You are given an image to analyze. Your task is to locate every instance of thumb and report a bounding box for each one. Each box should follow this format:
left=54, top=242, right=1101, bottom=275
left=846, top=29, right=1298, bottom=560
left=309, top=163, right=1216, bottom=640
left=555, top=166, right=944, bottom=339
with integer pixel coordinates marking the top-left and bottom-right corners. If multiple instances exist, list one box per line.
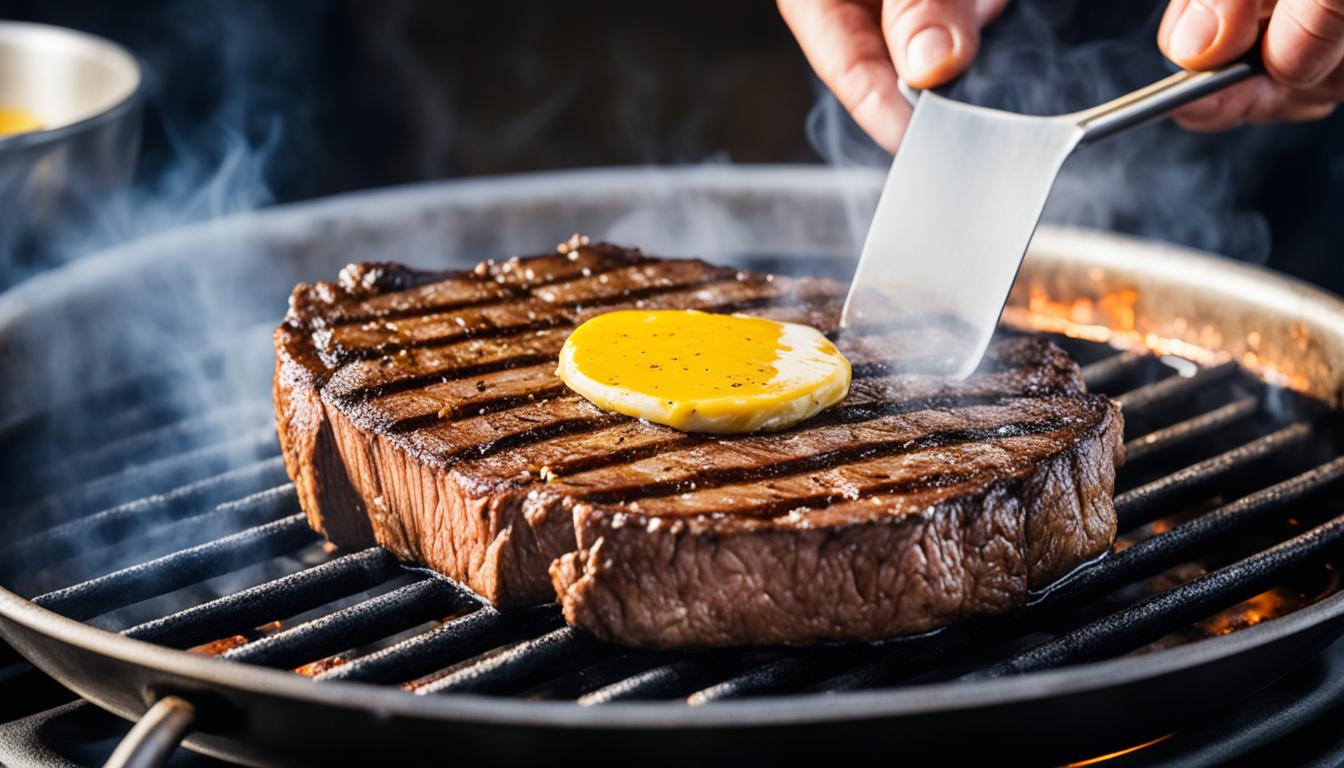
left=1157, top=0, right=1262, bottom=70
left=883, top=0, right=985, bottom=89
left=1264, top=0, right=1344, bottom=87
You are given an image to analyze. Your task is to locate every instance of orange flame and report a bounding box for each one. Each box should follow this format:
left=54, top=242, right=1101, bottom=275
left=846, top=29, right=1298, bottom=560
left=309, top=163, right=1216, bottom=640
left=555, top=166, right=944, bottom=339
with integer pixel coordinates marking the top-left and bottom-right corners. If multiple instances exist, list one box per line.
left=187, top=620, right=283, bottom=656
left=1004, top=286, right=1313, bottom=391
left=1198, top=587, right=1319, bottom=638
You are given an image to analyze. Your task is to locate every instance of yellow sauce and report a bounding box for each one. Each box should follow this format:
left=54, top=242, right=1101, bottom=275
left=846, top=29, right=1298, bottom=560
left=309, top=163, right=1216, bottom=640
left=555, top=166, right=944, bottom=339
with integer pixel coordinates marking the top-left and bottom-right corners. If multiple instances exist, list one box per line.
left=557, top=309, right=851, bottom=433
left=0, top=108, right=44, bottom=136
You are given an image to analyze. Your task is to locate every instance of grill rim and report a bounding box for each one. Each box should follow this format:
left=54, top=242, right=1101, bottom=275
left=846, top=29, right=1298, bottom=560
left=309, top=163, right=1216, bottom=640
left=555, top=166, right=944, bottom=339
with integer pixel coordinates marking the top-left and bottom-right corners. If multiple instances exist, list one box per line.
left=4, top=586, right=1343, bottom=728
left=2, top=166, right=1343, bottom=737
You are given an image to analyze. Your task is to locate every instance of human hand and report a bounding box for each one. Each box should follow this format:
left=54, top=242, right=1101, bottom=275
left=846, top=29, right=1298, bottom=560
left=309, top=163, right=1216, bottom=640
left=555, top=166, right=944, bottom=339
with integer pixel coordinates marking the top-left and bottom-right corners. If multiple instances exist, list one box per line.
left=1157, top=0, right=1342, bottom=129
left=778, top=0, right=1010, bottom=152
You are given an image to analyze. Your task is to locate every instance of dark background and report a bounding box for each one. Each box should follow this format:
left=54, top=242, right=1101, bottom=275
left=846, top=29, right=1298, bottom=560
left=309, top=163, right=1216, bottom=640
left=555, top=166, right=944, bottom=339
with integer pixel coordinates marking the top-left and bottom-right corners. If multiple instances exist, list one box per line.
left=2, top=0, right=1341, bottom=291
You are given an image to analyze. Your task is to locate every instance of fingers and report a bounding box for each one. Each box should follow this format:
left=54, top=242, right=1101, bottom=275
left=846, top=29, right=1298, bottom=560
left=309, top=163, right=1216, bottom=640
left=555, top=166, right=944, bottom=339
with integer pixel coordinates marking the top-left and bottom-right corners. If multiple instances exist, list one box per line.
left=882, top=0, right=985, bottom=89
left=1264, top=0, right=1344, bottom=86
left=1171, top=76, right=1281, bottom=129
left=1157, top=0, right=1344, bottom=129
left=779, top=0, right=912, bottom=151
left=779, top=0, right=1011, bottom=150
left=1170, top=63, right=1342, bottom=129
left=975, top=0, right=1012, bottom=25
left=1158, top=0, right=1264, bottom=69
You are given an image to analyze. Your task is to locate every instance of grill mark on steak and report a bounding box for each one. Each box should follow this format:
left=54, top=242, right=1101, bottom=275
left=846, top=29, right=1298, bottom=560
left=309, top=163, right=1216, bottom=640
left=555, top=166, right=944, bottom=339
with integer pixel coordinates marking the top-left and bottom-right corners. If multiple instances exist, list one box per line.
left=333, top=307, right=1092, bottom=480
left=372, top=347, right=1028, bottom=437
left=331, top=250, right=650, bottom=326
left=444, top=414, right=628, bottom=461
left=351, top=353, right=558, bottom=401
left=621, top=427, right=1087, bottom=519
left=329, top=259, right=740, bottom=354
left=333, top=286, right=531, bottom=327
left=466, top=393, right=1024, bottom=478
left=575, top=416, right=1076, bottom=506
left=334, top=289, right=839, bottom=404
left=331, top=273, right=756, bottom=361
left=333, top=316, right=573, bottom=363
left=445, top=357, right=1090, bottom=486
left=387, top=383, right=574, bottom=432
left=326, top=276, right=770, bottom=397
left=274, top=244, right=1124, bottom=645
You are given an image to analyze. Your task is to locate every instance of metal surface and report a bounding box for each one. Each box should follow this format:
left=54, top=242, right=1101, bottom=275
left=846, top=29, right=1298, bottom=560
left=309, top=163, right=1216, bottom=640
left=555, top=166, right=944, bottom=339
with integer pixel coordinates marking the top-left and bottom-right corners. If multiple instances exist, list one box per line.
left=0, top=167, right=1341, bottom=766
left=102, top=697, right=194, bottom=768
left=0, top=21, right=143, bottom=286
left=844, top=59, right=1260, bottom=378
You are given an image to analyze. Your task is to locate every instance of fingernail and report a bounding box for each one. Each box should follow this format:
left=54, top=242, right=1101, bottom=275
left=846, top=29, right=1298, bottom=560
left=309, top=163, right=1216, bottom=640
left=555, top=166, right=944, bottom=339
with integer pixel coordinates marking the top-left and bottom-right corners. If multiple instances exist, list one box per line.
left=1169, top=1, right=1220, bottom=63
left=906, top=26, right=953, bottom=84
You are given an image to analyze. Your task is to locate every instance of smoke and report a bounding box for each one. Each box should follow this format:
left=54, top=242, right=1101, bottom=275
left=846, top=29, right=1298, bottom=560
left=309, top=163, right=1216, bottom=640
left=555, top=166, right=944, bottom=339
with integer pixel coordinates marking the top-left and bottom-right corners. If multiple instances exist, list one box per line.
left=805, top=0, right=1273, bottom=264
left=0, top=2, right=319, bottom=607
left=0, top=1, right=314, bottom=289
left=362, top=0, right=459, bottom=179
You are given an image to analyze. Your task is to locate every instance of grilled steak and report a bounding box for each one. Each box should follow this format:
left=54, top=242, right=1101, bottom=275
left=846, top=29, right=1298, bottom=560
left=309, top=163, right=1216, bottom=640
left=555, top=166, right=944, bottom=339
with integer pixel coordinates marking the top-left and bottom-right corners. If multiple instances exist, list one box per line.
left=274, top=240, right=1124, bottom=647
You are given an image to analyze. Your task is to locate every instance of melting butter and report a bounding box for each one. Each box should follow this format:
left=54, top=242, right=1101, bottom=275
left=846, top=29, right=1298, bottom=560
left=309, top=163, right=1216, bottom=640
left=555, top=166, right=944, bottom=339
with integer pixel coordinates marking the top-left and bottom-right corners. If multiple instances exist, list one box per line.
left=557, top=309, right=851, bottom=433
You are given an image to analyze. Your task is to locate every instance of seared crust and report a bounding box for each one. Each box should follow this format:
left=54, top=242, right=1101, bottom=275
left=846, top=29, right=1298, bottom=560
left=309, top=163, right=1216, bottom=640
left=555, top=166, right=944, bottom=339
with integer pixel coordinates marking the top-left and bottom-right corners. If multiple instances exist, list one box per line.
left=274, top=242, right=1124, bottom=646
left=550, top=399, right=1122, bottom=647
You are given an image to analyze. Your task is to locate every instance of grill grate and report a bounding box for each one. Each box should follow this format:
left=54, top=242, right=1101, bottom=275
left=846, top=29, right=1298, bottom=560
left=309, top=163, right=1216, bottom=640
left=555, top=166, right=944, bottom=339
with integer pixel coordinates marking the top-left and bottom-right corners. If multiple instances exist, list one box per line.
left=2, top=333, right=1342, bottom=708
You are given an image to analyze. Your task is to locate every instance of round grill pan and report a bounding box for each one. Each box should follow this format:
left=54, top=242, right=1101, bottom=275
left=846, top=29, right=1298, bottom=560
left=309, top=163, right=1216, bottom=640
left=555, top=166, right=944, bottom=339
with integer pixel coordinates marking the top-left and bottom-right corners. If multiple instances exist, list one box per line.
left=1, top=167, right=1342, bottom=766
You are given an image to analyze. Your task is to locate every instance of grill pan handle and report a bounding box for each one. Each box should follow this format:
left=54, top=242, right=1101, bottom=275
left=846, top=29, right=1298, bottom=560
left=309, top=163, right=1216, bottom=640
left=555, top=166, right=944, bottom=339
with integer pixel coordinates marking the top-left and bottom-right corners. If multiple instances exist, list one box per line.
left=103, top=696, right=196, bottom=768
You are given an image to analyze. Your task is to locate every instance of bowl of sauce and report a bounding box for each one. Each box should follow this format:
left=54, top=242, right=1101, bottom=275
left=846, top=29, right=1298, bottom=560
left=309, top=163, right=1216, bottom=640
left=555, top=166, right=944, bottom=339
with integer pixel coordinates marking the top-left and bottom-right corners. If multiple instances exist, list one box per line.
left=0, top=22, right=142, bottom=286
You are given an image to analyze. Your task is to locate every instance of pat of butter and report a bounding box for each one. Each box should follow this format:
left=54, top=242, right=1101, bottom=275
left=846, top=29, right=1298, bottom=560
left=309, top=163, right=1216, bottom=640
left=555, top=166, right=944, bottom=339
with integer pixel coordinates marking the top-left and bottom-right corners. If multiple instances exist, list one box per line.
left=557, top=309, right=851, bottom=433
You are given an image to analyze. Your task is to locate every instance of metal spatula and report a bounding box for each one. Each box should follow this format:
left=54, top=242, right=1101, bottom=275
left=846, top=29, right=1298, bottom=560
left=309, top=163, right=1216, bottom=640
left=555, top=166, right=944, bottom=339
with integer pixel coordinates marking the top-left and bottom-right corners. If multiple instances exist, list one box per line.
left=843, top=60, right=1260, bottom=378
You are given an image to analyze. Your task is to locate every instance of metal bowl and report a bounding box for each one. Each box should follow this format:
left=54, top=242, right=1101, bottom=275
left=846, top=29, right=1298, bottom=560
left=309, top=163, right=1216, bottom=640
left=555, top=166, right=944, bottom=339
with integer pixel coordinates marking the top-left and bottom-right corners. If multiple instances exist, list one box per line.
left=0, top=21, right=142, bottom=286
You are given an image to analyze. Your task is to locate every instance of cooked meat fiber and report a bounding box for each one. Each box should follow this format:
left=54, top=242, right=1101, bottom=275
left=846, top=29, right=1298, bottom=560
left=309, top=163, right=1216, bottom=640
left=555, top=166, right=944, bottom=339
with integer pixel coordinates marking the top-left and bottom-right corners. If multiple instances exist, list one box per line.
left=273, top=241, right=1124, bottom=648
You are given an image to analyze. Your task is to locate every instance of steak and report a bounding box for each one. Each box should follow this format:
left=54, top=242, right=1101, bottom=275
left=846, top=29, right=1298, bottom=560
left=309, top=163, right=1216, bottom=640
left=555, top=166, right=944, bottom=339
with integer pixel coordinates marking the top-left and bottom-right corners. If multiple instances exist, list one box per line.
left=274, top=239, right=1124, bottom=648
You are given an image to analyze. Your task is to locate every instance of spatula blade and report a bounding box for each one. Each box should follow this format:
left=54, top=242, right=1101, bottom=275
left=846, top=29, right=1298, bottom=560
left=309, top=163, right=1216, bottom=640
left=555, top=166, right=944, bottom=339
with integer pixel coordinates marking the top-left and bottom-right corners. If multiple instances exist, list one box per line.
left=842, top=91, right=1084, bottom=378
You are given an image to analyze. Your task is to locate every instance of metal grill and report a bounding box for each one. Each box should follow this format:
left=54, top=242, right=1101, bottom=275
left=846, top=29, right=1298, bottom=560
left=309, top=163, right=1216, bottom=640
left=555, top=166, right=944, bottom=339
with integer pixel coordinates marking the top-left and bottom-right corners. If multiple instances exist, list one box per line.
left=1, top=333, right=1342, bottom=708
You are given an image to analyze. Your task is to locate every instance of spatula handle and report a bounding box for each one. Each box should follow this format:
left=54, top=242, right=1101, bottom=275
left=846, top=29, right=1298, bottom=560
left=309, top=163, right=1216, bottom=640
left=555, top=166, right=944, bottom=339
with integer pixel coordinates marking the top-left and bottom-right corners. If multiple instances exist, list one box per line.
left=1073, top=57, right=1262, bottom=143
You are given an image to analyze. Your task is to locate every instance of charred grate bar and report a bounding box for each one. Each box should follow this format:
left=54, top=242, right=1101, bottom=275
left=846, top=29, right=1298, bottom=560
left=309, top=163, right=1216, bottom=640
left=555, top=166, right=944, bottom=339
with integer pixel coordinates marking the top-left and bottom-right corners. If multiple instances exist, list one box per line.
left=2, top=341, right=1342, bottom=708
left=8, top=399, right=274, bottom=498
left=0, top=458, right=292, bottom=586
left=1113, top=423, right=1312, bottom=531
left=223, top=576, right=477, bottom=669
left=1080, top=350, right=1147, bottom=390
left=1, top=427, right=279, bottom=523
left=1114, top=360, right=1240, bottom=412
left=976, top=514, right=1344, bottom=677
left=317, top=604, right=562, bottom=684
left=412, top=626, right=604, bottom=696
left=4, top=454, right=289, bottom=547
left=1124, top=395, right=1260, bottom=463
left=34, top=504, right=311, bottom=620
left=123, top=548, right=400, bottom=648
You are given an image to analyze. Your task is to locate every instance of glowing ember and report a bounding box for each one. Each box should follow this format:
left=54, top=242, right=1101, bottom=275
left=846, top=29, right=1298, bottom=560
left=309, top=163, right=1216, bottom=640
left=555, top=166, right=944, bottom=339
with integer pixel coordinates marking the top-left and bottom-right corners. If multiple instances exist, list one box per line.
left=295, top=656, right=348, bottom=676
left=189, top=635, right=249, bottom=656
left=1063, top=734, right=1173, bottom=766
left=1198, top=589, right=1298, bottom=637
left=1003, top=285, right=1315, bottom=392
left=188, top=620, right=283, bottom=656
